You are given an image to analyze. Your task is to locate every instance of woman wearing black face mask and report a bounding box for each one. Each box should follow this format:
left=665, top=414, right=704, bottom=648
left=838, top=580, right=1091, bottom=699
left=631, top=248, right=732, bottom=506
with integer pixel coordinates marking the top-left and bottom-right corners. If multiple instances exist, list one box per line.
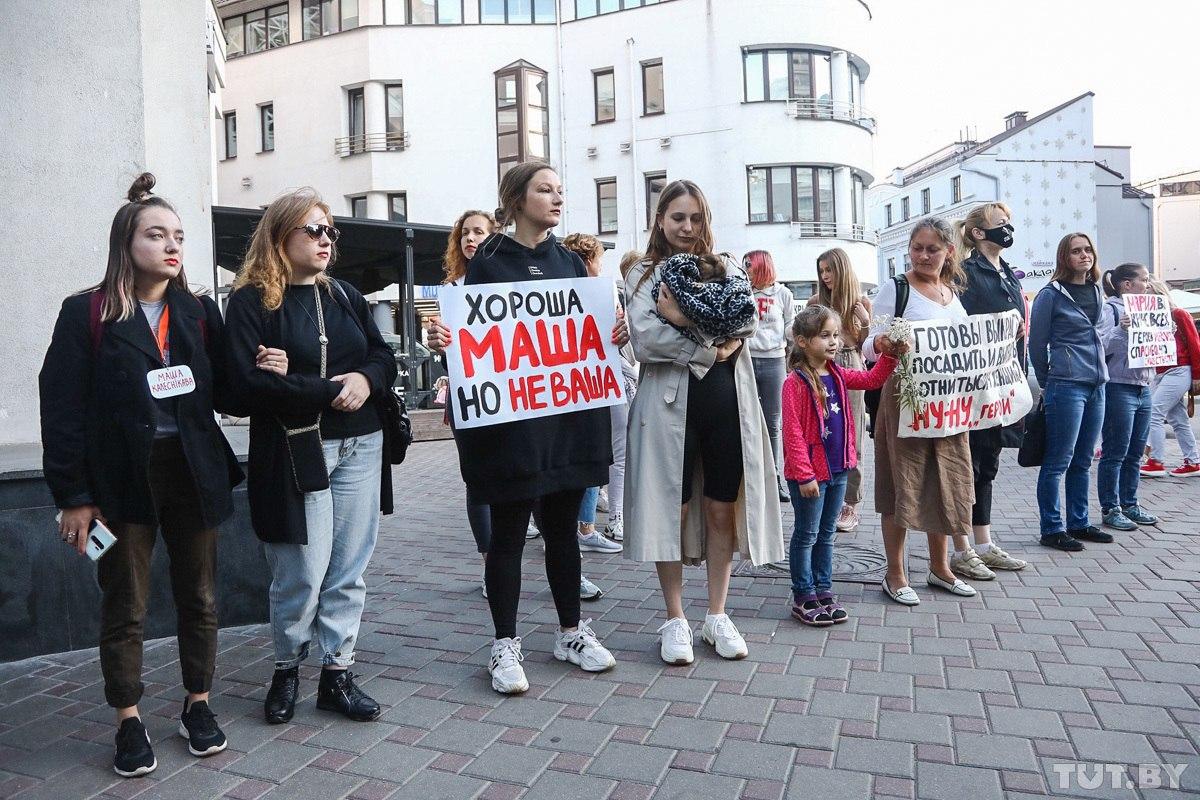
left=953, top=202, right=1029, bottom=579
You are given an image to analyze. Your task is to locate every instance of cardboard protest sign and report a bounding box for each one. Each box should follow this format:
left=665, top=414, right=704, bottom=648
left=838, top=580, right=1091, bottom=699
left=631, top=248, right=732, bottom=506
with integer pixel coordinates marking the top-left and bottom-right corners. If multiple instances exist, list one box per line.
left=440, top=277, right=624, bottom=428
left=1125, top=293, right=1176, bottom=369
left=898, top=309, right=1033, bottom=439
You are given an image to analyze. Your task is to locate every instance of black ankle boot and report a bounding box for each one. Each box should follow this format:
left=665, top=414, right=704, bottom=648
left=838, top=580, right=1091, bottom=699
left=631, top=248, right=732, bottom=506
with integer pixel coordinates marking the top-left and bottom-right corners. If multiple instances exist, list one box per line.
left=316, top=669, right=381, bottom=722
left=264, top=667, right=299, bottom=725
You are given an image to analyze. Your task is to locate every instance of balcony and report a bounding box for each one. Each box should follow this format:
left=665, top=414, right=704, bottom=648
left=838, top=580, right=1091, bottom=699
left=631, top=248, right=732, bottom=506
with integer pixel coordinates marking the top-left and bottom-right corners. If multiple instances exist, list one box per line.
left=789, top=221, right=872, bottom=242
left=335, top=131, right=411, bottom=157
left=785, top=98, right=875, bottom=132
left=205, top=17, right=226, bottom=91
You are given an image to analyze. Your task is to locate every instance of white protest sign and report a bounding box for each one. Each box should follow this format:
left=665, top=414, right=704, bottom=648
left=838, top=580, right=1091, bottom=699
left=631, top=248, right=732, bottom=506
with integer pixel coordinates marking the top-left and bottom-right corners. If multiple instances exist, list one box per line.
left=897, top=309, right=1033, bottom=439
left=440, top=277, right=624, bottom=428
left=146, top=365, right=196, bottom=399
left=1125, top=293, right=1176, bottom=369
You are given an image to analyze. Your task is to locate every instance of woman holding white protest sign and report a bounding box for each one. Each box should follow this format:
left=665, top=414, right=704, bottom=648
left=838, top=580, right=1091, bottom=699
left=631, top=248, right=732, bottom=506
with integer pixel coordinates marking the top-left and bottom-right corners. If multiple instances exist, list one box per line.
left=953, top=203, right=1029, bottom=577
left=432, top=163, right=626, bottom=694
left=624, top=179, right=784, bottom=664
left=1142, top=281, right=1200, bottom=478
left=1028, top=233, right=1109, bottom=551
left=865, top=217, right=977, bottom=606
left=1096, top=263, right=1159, bottom=531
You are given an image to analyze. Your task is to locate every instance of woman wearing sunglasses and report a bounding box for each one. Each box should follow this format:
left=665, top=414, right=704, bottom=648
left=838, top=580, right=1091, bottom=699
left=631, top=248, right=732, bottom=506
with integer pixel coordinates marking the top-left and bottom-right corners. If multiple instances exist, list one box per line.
left=224, top=189, right=397, bottom=725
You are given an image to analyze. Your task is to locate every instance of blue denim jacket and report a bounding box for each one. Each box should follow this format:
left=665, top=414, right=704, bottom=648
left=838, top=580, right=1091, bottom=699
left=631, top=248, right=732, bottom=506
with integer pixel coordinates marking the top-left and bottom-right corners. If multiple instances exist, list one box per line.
left=1028, top=281, right=1108, bottom=387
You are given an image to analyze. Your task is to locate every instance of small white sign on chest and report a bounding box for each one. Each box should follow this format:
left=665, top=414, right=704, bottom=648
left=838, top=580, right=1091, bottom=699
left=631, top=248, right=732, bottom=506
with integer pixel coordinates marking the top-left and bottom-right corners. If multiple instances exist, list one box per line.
left=146, top=365, right=196, bottom=399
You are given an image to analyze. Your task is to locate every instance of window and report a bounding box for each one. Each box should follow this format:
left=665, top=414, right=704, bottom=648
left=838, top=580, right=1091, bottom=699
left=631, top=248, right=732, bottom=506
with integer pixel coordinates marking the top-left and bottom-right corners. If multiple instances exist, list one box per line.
left=885, top=203, right=892, bottom=227
left=901, top=196, right=910, bottom=221
left=481, top=0, right=555, bottom=22
left=224, top=4, right=288, bottom=56
left=576, top=0, right=661, bottom=17
left=495, top=61, right=550, bottom=181
left=951, top=175, right=962, bottom=204
left=746, top=166, right=835, bottom=227
left=644, top=171, right=666, bottom=228
left=594, top=68, right=615, bottom=123
left=385, top=83, right=404, bottom=148
left=350, top=196, right=368, bottom=218
left=223, top=112, right=237, bottom=159
left=260, top=104, right=274, bottom=152
left=596, top=178, right=617, bottom=233
left=921, top=188, right=930, bottom=214
left=347, top=88, right=365, bottom=153
left=743, top=48, right=832, bottom=106
left=852, top=175, right=865, bottom=226
left=407, top=0, right=464, bottom=23
left=388, top=193, right=408, bottom=222
left=302, top=0, right=356, bottom=38
left=887, top=258, right=896, bottom=278
left=641, top=59, right=663, bottom=115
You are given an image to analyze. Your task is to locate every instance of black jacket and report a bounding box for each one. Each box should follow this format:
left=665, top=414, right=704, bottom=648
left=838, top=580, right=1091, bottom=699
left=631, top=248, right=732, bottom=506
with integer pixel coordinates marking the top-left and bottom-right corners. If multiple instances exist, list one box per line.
left=39, top=285, right=243, bottom=528
left=223, top=279, right=397, bottom=545
left=452, top=233, right=612, bottom=504
left=959, top=251, right=1028, bottom=373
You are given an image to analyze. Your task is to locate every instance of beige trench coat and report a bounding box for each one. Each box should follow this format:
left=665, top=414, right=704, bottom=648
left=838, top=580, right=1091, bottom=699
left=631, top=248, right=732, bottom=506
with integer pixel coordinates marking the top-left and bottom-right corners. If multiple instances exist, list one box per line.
left=621, top=259, right=785, bottom=566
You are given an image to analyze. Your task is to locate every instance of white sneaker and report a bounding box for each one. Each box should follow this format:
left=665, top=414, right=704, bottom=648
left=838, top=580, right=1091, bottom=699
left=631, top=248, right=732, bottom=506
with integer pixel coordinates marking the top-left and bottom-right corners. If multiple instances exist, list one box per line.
left=578, top=530, right=622, bottom=553
left=657, top=617, right=694, bottom=665
left=596, top=487, right=609, bottom=513
left=701, top=613, right=748, bottom=660
left=554, top=620, right=616, bottom=672
left=481, top=567, right=488, bottom=598
left=603, top=517, right=624, bottom=542
left=488, top=638, right=529, bottom=694
left=579, top=575, right=603, bottom=600
left=526, top=521, right=541, bottom=539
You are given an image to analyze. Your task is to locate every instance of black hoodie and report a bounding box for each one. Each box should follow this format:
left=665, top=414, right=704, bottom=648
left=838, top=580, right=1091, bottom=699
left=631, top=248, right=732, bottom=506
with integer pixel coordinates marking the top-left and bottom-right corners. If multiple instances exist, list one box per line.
left=452, top=232, right=613, bottom=504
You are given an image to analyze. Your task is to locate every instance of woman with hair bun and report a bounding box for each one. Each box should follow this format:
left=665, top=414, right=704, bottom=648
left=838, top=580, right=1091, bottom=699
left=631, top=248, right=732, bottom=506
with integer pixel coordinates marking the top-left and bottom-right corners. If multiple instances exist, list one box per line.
left=744, top=249, right=795, bottom=502
left=40, top=173, right=277, bottom=776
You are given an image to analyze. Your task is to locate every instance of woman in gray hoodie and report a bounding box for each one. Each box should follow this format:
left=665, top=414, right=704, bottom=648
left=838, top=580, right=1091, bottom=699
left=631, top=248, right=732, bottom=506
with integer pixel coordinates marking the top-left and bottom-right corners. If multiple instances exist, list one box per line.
left=745, top=250, right=795, bottom=502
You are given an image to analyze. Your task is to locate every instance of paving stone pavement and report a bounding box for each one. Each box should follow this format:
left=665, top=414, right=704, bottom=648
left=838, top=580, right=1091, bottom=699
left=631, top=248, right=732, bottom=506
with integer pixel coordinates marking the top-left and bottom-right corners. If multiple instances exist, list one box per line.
left=2, top=432, right=1198, bottom=800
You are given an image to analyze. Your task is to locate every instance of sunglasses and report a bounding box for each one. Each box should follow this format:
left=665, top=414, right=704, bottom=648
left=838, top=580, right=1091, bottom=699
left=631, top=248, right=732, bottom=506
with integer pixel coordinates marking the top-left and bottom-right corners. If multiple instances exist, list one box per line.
left=294, top=223, right=341, bottom=242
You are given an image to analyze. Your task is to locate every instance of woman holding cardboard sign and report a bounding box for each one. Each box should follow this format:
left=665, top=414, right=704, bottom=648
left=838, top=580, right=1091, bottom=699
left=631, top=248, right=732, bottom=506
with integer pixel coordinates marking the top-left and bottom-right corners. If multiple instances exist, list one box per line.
left=1142, top=280, right=1200, bottom=478
left=39, top=173, right=275, bottom=777
left=624, top=179, right=784, bottom=665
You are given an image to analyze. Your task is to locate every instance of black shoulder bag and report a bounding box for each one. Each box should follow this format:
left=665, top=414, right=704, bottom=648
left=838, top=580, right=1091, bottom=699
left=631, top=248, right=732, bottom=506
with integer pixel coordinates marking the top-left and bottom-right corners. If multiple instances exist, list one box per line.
left=278, top=284, right=331, bottom=493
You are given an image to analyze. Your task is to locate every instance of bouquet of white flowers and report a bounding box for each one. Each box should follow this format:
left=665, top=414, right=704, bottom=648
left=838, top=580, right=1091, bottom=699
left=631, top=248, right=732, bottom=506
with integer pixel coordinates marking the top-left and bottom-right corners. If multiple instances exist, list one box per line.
left=873, top=315, right=923, bottom=418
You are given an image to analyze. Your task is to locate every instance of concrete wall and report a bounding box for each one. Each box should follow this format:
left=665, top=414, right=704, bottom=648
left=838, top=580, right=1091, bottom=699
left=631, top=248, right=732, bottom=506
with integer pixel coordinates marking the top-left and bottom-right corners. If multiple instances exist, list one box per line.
left=1154, top=196, right=1200, bottom=282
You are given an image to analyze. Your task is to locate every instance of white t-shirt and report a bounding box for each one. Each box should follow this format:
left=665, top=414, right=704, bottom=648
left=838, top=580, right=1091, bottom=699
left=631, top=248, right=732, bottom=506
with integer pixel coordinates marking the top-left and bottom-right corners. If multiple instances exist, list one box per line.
left=863, top=277, right=967, bottom=362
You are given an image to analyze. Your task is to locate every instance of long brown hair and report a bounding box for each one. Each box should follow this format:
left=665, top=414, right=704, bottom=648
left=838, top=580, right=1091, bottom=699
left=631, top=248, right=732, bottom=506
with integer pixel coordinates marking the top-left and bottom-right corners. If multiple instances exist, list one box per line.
left=640, top=179, right=714, bottom=290
left=788, top=305, right=840, bottom=413
left=233, top=187, right=335, bottom=311
left=1051, top=232, right=1101, bottom=285
left=815, top=247, right=863, bottom=338
left=91, top=173, right=192, bottom=322
left=495, top=161, right=556, bottom=227
left=909, top=216, right=965, bottom=292
left=442, top=209, right=496, bottom=284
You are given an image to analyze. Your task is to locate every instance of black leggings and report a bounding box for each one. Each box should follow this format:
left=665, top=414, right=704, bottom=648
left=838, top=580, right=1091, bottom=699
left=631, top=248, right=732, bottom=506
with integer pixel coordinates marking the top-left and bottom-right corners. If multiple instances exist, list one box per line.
left=466, top=485, right=492, bottom=554
left=968, top=427, right=1003, bottom=526
left=486, top=488, right=584, bottom=639
left=682, top=358, right=744, bottom=504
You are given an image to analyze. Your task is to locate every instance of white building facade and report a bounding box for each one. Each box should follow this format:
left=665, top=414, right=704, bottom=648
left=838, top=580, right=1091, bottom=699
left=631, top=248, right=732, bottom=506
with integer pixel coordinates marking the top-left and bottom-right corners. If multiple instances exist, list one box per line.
left=213, top=0, right=878, bottom=304
left=868, top=93, right=1153, bottom=294
left=1137, top=170, right=1200, bottom=287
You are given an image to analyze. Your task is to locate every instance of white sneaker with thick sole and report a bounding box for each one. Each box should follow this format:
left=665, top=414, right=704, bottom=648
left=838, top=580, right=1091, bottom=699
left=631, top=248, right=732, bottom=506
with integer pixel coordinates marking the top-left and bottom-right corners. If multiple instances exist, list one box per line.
left=658, top=617, right=694, bottom=665
left=579, top=575, right=603, bottom=600
left=488, top=637, right=529, bottom=694
left=596, top=487, right=609, bottom=513
left=603, top=517, right=624, bottom=542
left=701, top=614, right=748, bottom=659
left=554, top=620, right=616, bottom=672
left=578, top=530, right=623, bottom=553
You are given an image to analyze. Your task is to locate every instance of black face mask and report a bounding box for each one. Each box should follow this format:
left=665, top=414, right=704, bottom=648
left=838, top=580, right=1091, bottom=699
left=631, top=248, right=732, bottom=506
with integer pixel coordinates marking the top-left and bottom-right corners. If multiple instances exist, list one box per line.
left=982, top=223, right=1014, bottom=248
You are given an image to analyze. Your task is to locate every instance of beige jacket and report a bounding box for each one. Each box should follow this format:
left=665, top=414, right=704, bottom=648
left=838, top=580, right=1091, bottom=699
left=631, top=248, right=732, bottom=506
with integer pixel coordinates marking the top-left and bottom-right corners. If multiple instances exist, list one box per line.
left=621, top=259, right=785, bottom=566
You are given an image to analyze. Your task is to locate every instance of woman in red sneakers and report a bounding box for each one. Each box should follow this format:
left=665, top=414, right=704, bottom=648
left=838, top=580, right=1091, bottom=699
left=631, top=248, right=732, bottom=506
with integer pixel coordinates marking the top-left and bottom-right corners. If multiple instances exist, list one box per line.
left=1142, top=281, right=1200, bottom=478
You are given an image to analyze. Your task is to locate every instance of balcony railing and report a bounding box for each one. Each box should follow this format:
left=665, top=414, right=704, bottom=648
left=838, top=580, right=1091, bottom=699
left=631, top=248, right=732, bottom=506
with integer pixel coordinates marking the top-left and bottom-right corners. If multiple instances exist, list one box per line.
left=784, top=98, right=876, bottom=132
left=335, top=131, right=411, bottom=157
left=789, top=221, right=871, bottom=242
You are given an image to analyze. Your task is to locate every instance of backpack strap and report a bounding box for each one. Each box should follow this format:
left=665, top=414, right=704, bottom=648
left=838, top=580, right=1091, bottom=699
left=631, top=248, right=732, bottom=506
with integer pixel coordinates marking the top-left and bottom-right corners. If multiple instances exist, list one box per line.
left=892, top=274, right=910, bottom=318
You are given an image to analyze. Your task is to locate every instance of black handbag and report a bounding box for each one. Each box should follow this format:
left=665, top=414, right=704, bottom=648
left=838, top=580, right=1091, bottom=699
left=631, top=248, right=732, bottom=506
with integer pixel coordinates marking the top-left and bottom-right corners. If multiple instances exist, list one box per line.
left=277, top=284, right=331, bottom=493
left=1017, top=398, right=1046, bottom=467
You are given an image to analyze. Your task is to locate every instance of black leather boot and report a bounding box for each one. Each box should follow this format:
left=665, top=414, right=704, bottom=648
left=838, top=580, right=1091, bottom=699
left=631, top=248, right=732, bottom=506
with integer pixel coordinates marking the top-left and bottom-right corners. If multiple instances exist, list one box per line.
left=264, top=667, right=299, bottom=725
left=316, top=669, right=381, bottom=722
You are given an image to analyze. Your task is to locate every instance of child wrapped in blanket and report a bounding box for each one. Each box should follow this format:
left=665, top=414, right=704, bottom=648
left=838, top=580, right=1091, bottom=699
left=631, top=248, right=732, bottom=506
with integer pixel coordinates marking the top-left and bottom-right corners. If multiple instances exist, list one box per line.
left=651, top=252, right=757, bottom=342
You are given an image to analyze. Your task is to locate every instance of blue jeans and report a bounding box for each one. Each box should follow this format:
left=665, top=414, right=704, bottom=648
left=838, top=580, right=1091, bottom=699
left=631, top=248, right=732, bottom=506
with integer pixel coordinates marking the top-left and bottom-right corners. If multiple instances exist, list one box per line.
left=578, top=486, right=600, bottom=525
left=787, top=472, right=848, bottom=597
left=1037, top=380, right=1104, bottom=535
left=1098, top=383, right=1152, bottom=511
left=265, top=431, right=383, bottom=668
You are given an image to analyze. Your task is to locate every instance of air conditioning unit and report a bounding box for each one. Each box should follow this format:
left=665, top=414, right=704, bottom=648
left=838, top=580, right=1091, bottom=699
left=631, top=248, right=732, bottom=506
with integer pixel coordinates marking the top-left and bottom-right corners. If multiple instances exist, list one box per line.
left=618, top=141, right=632, bottom=153
left=659, top=137, right=672, bottom=148
left=585, top=146, right=598, bottom=158
left=241, top=176, right=253, bottom=189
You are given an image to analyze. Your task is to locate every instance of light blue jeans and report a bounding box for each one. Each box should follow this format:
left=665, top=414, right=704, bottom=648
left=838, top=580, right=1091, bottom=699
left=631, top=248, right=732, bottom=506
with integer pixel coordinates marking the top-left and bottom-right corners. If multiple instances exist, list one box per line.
left=578, top=486, right=600, bottom=525
left=1148, top=367, right=1199, bottom=463
left=787, top=472, right=849, bottom=597
left=265, top=431, right=383, bottom=668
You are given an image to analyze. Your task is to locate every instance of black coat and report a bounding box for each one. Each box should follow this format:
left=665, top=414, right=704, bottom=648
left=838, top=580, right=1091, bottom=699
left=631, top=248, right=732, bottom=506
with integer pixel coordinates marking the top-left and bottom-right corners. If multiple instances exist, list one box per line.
left=223, top=279, right=397, bottom=545
left=39, top=285, right=244, bottom=528
left=959, top=251, right=1028, bottom=372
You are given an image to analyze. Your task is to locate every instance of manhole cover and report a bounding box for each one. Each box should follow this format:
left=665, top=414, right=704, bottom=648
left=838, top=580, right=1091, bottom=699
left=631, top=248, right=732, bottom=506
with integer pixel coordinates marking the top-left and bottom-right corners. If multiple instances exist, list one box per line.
left=731, top=542, right=889, bottom=583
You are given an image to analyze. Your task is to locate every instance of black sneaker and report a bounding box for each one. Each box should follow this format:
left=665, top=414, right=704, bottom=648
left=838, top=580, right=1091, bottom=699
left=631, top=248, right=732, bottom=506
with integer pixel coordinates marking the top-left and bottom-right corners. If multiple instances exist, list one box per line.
left=1069, top=525, right=1114, bottom=544
left=179, top=699, right=228, bottom=757
left=316, top=669, right=381, bottom=722
left=1040, top=532, right=1084, bottom=552
left=113, top=717, right=157, bottom=778
left=265, top=667, right=299, bottom=725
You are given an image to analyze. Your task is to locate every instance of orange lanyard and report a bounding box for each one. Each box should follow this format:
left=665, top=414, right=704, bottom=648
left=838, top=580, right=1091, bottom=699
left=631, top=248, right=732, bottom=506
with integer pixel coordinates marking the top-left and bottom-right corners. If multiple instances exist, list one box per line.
left=154, top=305, right=170, bottom=362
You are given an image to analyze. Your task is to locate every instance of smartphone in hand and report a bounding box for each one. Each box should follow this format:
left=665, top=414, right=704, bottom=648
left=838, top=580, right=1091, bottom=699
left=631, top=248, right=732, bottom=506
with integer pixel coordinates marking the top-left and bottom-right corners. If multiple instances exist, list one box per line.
left=54, top=512, right=118, bottom=561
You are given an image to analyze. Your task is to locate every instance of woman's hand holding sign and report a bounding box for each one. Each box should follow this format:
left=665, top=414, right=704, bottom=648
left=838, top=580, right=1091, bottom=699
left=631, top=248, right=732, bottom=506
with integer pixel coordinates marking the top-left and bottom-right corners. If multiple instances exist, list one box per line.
left=612, top=307, right=629, bottom=346
left=427, top=319, right=452, bottom=353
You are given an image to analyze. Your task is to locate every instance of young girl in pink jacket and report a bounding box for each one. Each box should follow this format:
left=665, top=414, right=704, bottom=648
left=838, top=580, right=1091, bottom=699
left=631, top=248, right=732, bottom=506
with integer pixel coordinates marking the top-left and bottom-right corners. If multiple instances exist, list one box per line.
left=782, top=305, right=901, bottom=625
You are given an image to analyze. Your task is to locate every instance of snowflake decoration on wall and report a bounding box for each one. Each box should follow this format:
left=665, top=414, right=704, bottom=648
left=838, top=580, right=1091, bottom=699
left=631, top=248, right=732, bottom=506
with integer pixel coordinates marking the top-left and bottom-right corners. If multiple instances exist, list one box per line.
left=1073, top=210, right=1083, bottom=220
left=1022, top=173, right=1032, bottom=184
left=1054, top=139, right=1065, bottom=149
left=1042, top=215, right=1051, bottom=226
left=1041, top=179, right=1050, bottom=189
left=1065, top=130, right=1077, bottom=140
left=1025, top=248, right=1035, bottom=260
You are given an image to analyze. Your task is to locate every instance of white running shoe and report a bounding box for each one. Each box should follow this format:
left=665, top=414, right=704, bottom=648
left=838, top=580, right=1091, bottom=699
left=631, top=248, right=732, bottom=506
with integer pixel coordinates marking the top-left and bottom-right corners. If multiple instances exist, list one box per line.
left=603, top=517, right=624, bottom=542
left=657, top=617, right=694, bottom=665
left=488, top=638, right=529, bottom=694
left=596, top=487, right=609, bottom=513
left=580, top=575, right=603, bottom=600
left=578, top=530, right=623, bottom=553
left=701, top=613, right=748, bottom=660
left=554, top=620, right=616, bottom=672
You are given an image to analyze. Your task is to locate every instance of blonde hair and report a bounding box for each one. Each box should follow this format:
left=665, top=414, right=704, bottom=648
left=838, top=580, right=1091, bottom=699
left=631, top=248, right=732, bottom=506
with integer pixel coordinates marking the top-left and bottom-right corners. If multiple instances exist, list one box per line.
left=443, top=209, right=496, bottom=285
left=788, top=305, right=840, bottom=413
left=956, top=202, right=1012, bottom=253
left=909, top=216, right=965, bottom=292
left=1149, top=277, right=1175, bottom=310
left=234, top=188, right=334, bottom=311
left=815, top=248, right=864, bottom=339
left=618, top=249, right=643, bottom=278
left=561, top=232, right=605, bottom=267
